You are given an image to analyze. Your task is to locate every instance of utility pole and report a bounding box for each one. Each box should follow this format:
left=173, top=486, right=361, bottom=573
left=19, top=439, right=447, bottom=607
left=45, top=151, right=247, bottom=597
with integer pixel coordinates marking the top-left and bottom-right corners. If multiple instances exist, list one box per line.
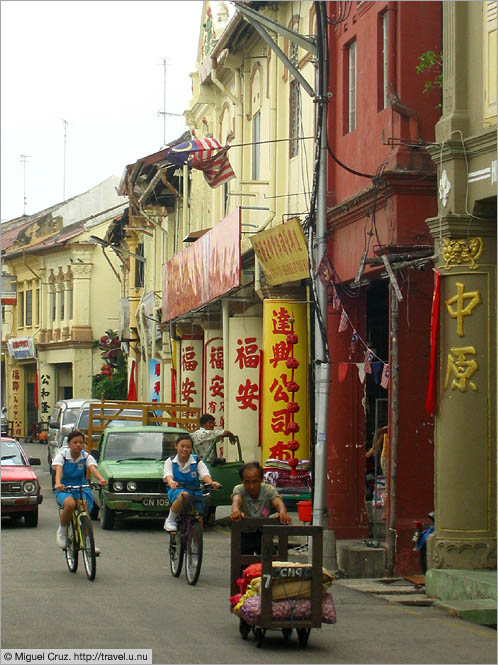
left=157, top=56, right=183, bottom=147
left=20, top=154, right=31, bottom=216
left=62, top=118, right=68, bottom=201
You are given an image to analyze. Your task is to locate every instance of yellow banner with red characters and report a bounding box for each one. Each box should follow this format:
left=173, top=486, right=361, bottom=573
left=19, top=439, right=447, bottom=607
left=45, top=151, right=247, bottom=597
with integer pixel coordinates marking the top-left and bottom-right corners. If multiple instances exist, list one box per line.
left=261, top=300, right=309, bottom=466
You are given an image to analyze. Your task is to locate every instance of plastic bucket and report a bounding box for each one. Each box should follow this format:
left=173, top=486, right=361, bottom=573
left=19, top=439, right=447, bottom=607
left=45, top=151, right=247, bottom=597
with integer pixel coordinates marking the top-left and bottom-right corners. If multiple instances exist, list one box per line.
left=297, top=499, right=312, bottom=522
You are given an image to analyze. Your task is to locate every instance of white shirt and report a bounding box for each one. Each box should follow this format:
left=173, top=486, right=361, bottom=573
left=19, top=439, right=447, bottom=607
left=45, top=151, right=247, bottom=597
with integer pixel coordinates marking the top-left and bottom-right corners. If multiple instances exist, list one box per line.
left=163, top=453, right=210, bottom=481
left=191, top=426, right=224, bottom=457
left=52, top=448, right=97, bottom=468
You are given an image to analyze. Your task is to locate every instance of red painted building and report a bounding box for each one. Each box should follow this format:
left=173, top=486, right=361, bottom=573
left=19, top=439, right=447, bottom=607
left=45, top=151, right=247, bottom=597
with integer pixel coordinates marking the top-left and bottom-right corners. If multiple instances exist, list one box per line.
left=324, top=1, right=442, bottom=573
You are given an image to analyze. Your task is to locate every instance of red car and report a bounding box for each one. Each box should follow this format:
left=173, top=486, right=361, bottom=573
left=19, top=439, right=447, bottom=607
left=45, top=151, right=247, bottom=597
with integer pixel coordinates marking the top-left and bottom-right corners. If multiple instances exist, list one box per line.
left=1, top=437, right=43, bottom=527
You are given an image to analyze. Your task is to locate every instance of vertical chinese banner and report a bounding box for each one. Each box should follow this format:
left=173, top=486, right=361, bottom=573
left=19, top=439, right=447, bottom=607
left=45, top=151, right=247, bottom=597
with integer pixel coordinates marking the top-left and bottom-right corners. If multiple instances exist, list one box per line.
left=261, top=300, right=309, bottom=469
left=179, top=338, right=203, bottom=409
left=149, top=359, right=161, bottom=405
left=9, top=366, right=25, bottom=437
left=203, top=332, right=225, bottom=427
left=228, top=318, right=262, bottom=461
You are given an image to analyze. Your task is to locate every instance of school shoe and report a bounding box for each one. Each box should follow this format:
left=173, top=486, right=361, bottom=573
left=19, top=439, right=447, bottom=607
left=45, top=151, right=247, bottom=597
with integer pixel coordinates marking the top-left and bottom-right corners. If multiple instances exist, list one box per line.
left=164, top=515, right=177, bottom=532
left=94, top=546, right=101, bottom=556
left=56, top=526, right=67, bottom=548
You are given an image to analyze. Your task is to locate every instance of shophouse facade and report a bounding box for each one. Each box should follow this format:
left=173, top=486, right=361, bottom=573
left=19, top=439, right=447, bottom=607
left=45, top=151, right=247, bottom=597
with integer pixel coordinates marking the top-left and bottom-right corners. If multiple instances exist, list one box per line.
left=425, top=1, right=497, bottom=577
left=115, top=1, right=318, bottom=469
left=1, top=177, right=123, bottom=438
left=324, top=1, right=442, bottom=574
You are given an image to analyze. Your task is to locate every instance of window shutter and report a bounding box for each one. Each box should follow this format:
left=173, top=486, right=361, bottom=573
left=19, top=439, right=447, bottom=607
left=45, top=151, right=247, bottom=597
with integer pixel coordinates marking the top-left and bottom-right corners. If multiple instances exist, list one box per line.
left=484, top=1, right=497, bottom=121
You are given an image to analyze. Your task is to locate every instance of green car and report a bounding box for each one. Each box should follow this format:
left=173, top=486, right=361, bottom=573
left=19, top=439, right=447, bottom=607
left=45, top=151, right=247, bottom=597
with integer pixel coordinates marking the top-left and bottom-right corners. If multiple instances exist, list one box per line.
left=91, top=427, right=244, bottom=529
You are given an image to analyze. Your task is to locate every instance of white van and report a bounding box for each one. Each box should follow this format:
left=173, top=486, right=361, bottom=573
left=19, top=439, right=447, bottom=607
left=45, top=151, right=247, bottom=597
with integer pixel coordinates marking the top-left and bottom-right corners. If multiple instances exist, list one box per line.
left=47, top=398, right=98, bottom=469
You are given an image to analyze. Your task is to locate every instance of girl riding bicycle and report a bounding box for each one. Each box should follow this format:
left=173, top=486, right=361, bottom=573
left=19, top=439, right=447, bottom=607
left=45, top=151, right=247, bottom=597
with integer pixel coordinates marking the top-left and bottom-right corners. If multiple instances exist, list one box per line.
left=52, top=429, right=107, bottom=548
left=163, top=433, right=220, bottom=532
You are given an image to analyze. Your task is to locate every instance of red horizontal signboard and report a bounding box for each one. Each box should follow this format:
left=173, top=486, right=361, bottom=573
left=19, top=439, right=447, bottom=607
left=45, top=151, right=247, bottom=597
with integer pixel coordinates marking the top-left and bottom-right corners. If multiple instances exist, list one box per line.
left=162, top=208, right=241, bottom=322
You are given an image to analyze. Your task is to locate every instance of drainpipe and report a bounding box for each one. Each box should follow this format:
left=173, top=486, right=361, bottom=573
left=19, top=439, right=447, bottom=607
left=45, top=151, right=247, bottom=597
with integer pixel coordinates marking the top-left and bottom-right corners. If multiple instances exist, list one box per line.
left=182, top=164, right=189, bottom=237
left=222, top=299, right=230, bottom=427
left=254, top=49, right=277, bottom=300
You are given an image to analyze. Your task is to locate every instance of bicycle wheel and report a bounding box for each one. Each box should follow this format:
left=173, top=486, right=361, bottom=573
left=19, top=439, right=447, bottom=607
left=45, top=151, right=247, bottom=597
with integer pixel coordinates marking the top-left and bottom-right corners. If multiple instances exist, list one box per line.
left=169, top=530, right=184, bottom=577
left=80, top=515, right=97, bottom=581
left=185, top=520, right=203, bottom=585
left=65, top=520, right=78, bottom=573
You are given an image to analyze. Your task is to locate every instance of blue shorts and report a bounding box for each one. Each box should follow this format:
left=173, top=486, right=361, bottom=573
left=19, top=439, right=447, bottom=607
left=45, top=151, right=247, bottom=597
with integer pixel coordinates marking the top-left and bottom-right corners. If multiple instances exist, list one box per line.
left=167, top=487, right=204, bottom=510
left=55, top=487, right=94, bottom=511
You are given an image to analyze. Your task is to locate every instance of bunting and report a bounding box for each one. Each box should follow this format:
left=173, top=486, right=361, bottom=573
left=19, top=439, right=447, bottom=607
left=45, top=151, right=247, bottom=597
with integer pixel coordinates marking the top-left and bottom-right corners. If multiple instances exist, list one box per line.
left=381, top=364, right=390, bottom=389
left=338, top=308, right=348, bottom=332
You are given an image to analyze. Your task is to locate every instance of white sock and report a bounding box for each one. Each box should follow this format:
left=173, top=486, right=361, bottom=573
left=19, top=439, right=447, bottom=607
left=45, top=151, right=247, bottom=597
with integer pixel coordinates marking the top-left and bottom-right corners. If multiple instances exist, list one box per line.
left=58, top=524, right=67, bottom=533
left=168, top=510, right=178, bottom=521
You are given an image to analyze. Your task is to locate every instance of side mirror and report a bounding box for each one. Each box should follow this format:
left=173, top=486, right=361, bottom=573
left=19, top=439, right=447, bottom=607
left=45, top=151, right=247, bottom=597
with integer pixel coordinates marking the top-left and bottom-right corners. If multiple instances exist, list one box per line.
left=90, top=449, right=100, bottom=461
left=28, top=457, right=41, bottom=466
left=49, top=422, right=60, bottom=430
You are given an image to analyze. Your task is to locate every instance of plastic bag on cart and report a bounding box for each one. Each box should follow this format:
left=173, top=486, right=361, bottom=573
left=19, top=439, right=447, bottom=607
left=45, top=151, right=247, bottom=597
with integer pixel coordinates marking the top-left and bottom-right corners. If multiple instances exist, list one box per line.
left=237, top=592, right=337, bottom=625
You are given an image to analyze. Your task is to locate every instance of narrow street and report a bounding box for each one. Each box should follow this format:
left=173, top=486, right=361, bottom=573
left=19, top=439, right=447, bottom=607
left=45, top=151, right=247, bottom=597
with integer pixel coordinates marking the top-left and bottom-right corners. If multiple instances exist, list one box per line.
left=1, top=442, right=496, bottom=664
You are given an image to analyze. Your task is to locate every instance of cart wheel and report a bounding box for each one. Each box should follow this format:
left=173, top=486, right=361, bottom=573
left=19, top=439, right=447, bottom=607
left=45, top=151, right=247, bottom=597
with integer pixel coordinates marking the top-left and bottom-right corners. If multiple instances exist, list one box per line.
left=297, top=628, right=310, bottom=648
left=239, top=618, right=251, bottom=640
left=255, top=628, right=265, bottom=648
left=282, top=628, right=292, bottom=640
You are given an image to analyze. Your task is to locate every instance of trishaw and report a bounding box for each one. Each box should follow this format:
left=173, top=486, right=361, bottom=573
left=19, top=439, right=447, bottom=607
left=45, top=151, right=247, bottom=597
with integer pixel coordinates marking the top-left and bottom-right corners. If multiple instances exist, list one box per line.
left=230, top=518, right=328, bottom=648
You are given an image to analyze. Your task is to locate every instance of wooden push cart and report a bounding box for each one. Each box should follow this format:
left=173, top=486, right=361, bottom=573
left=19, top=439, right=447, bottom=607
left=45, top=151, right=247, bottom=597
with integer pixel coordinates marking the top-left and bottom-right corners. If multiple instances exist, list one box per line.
left=230, top=518, right=324, bottom=648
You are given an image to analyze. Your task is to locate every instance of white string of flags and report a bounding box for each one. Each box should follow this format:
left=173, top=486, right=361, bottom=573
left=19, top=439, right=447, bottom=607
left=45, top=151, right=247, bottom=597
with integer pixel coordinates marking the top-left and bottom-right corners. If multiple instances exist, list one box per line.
left=325, top=272, right=390, bottom=388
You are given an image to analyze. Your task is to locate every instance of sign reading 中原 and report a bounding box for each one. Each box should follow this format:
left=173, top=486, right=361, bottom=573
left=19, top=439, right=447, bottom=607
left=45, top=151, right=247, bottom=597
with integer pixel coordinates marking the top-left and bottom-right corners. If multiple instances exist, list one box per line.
left=260, top=300, right=309, bottom=466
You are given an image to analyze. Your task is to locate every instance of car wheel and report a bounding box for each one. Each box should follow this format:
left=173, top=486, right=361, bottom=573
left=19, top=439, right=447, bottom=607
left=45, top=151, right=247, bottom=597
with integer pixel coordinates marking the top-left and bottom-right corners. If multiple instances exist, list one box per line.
left=24, top=509, right=38, bottom=528
left=101, top=503, right=114, bottom=530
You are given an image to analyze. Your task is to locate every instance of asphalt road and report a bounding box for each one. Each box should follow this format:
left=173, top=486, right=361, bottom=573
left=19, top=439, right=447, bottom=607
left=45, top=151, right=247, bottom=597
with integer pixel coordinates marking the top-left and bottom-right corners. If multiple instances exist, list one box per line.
left=1, top=442, right=497, bottom=664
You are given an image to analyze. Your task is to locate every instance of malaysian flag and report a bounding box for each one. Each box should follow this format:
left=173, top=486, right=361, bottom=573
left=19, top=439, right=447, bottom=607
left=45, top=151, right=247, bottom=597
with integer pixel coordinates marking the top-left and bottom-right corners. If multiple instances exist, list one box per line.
left=167, top=137, right=235, bottom=189
left=338, top=308, right=348, bottom=332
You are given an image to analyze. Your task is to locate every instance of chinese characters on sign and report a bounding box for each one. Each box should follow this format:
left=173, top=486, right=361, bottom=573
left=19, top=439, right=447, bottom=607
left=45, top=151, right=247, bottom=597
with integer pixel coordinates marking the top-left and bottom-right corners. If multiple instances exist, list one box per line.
left=180, top=339, right=203, bottom=408
left=443, top=281, right=482, bottom=392
left=250, top=218, right=309, bottom=286
left=149, top=359, right=161, bottom=404
left=204, top=335, right=225, bottom=428
left=261, top=300, right=309, bottom=471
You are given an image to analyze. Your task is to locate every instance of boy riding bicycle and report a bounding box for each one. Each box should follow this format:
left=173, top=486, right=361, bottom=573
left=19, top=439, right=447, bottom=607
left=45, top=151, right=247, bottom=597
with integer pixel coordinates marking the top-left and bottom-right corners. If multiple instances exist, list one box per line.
left=163, top=433, right=220, bottom=532
left=52, top=429, right=107, bottom=548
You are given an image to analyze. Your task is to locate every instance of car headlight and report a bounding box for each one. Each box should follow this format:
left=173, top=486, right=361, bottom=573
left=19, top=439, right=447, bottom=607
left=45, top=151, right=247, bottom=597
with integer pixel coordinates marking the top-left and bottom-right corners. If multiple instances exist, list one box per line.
left=113, top=481, right=124, bottom=491
left=126, top=481, right=137, bottom=492
left=23, top=481, right=37, bottom=495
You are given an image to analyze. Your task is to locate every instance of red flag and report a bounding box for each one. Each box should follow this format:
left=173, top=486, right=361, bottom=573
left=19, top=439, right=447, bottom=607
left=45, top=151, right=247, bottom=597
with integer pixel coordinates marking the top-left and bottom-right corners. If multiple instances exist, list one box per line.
left=34, top=372, right=39, bottom=410
left=127, top=360, right=137, bottom=401
left=381, top=364, right=390, bottom=389
left=425, top=270, right=441, bottom=414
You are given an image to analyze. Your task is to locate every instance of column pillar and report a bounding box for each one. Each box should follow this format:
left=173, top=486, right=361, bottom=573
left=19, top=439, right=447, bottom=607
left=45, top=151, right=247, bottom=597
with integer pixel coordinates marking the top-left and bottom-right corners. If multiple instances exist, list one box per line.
left=426, top=215, right=496, bottom=569
left=71, top=255, right=92, bottom=342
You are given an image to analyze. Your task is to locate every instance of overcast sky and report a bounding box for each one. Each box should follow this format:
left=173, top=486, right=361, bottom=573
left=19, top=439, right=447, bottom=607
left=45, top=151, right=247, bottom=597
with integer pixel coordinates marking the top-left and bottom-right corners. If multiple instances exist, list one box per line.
left=1, top=0, right=204, bottom=223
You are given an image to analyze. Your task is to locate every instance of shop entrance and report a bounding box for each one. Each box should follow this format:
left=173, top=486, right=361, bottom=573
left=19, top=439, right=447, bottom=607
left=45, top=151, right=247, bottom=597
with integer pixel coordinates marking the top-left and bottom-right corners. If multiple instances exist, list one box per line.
left=364, top=280, right=389, bottom=536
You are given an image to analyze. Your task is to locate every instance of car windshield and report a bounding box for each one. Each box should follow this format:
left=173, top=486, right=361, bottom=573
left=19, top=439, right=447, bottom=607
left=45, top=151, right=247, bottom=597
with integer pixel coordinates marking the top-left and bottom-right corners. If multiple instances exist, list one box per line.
left=63, top=408, right=81, bottom=426
left=102, top=431, right=179, bottom=461
left=1, top=440, right=25, bottom=466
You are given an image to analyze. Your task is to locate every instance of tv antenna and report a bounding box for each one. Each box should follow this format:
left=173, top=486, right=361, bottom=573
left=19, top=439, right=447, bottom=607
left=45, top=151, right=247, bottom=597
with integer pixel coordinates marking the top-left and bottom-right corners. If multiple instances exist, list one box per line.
left=20, top=154, right=31, bottom=215
left=62, top=118, right=69, bottom=200
left=157, top=57, right=183, bottom=147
